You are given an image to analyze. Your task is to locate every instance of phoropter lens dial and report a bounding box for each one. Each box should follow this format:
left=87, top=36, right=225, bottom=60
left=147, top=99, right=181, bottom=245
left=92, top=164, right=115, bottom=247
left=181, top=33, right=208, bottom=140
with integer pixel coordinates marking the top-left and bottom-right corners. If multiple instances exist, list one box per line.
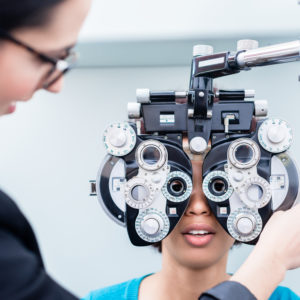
left=103, top=122, right=136, bottom=156
left=161, top=171, right=193, bottom=203
left=135, top=209, right=170, bottom=243
left=238, top=176, right=271, bottom=209
left=227, top=208, right=263, bottom=242
left=136, top=140, right=167, bottom=171
left=258, top=118, right=293, bottom=153
left=203, top=171, right=233, bottom=202
left=125, top=177, right=155, bottom=209
left=228, top=139, right=260, bottom=169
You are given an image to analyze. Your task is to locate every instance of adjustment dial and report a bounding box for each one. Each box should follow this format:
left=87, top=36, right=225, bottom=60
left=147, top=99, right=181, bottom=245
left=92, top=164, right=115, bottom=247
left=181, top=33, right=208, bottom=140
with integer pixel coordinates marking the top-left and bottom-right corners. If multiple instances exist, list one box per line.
left=258, top=118, right=293, bottom=153
left=103, top=122, right=136, bottom=156
left=142, top=218, right=160, bottom=235
left=238, top=176, right=271, bottom=209
left=227, top=208, right=263, bottom=242
left=124, top=177, right=154, bottom=209
left=135, top=209, right=170, bottom=243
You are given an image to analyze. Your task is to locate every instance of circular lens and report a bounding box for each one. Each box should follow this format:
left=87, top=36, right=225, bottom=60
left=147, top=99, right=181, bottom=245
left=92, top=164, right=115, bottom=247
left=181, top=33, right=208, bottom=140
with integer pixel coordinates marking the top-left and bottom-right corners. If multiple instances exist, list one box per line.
left=212, top=179, right=226, bottom=194
left=170, top=179, right=185, bottom=195
left=162, top=171, right=192, bottom=203
left=203, top=171, right=233, bottom=202
left=208, top=176, right=228, bottom=196
left=247, top=184, right=263, bottom=202
left=131, top=185, right=148, bottom=201
left=235, top=144, right=253, bottom=164
left=142, top=146, right=161, bottom=165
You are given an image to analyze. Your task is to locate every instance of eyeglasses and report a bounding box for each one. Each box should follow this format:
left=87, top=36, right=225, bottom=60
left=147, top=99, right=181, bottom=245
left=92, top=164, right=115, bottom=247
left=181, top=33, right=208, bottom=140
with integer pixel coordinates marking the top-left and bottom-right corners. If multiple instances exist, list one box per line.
left=0, top=28, right=78, bottom=89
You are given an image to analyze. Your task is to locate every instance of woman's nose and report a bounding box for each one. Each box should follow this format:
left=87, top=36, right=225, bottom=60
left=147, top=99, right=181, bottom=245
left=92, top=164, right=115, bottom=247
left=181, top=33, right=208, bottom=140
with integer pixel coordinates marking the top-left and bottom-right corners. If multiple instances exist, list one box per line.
left=184, top=160, right=212, bottom=216
left=185, top=186, right=211, bottom=216
left=45, top=77, right=64, bottom=93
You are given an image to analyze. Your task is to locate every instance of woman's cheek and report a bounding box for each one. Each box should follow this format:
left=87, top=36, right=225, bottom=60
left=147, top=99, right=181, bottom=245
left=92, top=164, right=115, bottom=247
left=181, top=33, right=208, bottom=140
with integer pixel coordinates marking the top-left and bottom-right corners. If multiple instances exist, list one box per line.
left=0, top=49, right=43, bottom=103
left=0, top=69, right=39, bottom=102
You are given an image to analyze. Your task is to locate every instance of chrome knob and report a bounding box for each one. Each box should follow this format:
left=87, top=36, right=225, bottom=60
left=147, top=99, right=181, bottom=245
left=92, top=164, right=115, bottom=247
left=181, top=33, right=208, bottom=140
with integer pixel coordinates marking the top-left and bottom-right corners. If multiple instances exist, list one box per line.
left=193, top=45, right=214, bottom=57
left=237, top=39, right=259, bottom=51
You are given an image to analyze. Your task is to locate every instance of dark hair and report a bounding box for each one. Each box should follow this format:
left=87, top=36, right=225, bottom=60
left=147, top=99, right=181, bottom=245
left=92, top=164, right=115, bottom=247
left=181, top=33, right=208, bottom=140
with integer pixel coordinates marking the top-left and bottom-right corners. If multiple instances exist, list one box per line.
left=0, top=0, right=66, bottom=32
left=152, top=240, right=241, bottom=253
left=152, top=241, right=162, bottom=253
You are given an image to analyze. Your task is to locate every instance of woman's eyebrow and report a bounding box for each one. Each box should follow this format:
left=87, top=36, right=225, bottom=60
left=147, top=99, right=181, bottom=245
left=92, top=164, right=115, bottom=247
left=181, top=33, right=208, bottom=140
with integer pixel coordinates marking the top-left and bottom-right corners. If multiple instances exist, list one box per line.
left=43, top=43, right=76, bottom=57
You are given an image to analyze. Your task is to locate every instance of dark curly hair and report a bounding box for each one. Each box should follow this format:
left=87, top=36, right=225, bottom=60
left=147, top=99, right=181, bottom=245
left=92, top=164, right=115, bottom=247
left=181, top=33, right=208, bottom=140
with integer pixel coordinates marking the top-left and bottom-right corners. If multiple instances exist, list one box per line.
left=0, top=0, right=66, bottom=32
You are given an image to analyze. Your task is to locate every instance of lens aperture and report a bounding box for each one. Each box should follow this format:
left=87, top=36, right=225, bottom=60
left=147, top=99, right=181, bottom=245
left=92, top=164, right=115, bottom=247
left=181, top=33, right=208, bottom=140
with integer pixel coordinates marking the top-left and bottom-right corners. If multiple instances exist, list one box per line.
left=131, top=185, right=149, bottom=202
left=247, top=184, right=263, bottom=202
left=203, top=171, right=233, bottom=202
left=142, top=146, right=161, bottom=165
left=168, top=178, right=186, bottom=196
left=235, top=144, right=253, bottom=164
left=211, top=178, right=227, bottom=195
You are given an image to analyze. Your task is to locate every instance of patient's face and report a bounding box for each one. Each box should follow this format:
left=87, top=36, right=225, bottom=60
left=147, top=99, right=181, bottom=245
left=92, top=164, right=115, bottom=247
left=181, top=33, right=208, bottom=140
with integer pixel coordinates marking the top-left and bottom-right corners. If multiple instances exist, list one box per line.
left=162, top=160, right=235, bottom=269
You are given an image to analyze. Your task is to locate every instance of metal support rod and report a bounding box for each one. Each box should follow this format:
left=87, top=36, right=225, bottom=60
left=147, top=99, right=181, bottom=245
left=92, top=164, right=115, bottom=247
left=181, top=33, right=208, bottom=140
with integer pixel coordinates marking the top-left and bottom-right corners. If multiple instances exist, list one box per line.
left=236, top=40, right=300, bottom=68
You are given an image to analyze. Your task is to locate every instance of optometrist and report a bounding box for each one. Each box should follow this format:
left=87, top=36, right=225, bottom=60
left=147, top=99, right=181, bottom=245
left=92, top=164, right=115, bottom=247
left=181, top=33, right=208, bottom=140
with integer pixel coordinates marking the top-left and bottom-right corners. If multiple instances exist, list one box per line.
left=1, top=1, right=300, bottom=300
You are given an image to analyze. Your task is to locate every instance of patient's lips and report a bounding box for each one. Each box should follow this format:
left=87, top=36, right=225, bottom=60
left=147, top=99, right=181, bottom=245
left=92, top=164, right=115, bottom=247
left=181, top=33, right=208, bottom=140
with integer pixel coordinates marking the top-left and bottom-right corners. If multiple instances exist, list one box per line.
left=182, top=223, right=216, bottom=247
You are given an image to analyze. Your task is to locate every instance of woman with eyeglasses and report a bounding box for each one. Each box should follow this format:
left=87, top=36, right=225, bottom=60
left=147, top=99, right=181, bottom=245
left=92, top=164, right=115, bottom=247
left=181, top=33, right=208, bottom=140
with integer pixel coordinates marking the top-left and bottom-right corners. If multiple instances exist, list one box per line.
left=0, top=0, right=91, bottom=299
left=1, top=1, right=300, bottom=300
left=0, top=0, right=84, bottom=116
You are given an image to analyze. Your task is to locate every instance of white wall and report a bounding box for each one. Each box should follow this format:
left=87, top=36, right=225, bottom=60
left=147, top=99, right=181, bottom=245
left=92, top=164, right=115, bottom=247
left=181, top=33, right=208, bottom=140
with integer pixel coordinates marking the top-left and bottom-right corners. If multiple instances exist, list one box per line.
left=79, top=0, right=300, bottom=42
left=0, top=61, right=300, bottom=297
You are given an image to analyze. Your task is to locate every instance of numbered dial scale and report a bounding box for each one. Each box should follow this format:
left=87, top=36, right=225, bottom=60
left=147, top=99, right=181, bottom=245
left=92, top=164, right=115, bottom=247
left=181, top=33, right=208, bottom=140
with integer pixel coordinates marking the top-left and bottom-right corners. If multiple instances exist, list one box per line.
left=203, top=171, right=233, bottom=202
left=258, top=118, right=293, bottom=153
left=103, top=122, right=137, bottom=156
left=227, top=207, right=263, bottom=242
left=135, top=208, right=170, bottom=243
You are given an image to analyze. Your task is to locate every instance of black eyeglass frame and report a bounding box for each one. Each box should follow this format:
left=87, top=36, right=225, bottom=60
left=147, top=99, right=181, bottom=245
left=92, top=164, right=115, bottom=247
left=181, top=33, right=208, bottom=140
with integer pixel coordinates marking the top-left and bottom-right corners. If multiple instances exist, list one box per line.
left=0, top=28, right=77, bottom=88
